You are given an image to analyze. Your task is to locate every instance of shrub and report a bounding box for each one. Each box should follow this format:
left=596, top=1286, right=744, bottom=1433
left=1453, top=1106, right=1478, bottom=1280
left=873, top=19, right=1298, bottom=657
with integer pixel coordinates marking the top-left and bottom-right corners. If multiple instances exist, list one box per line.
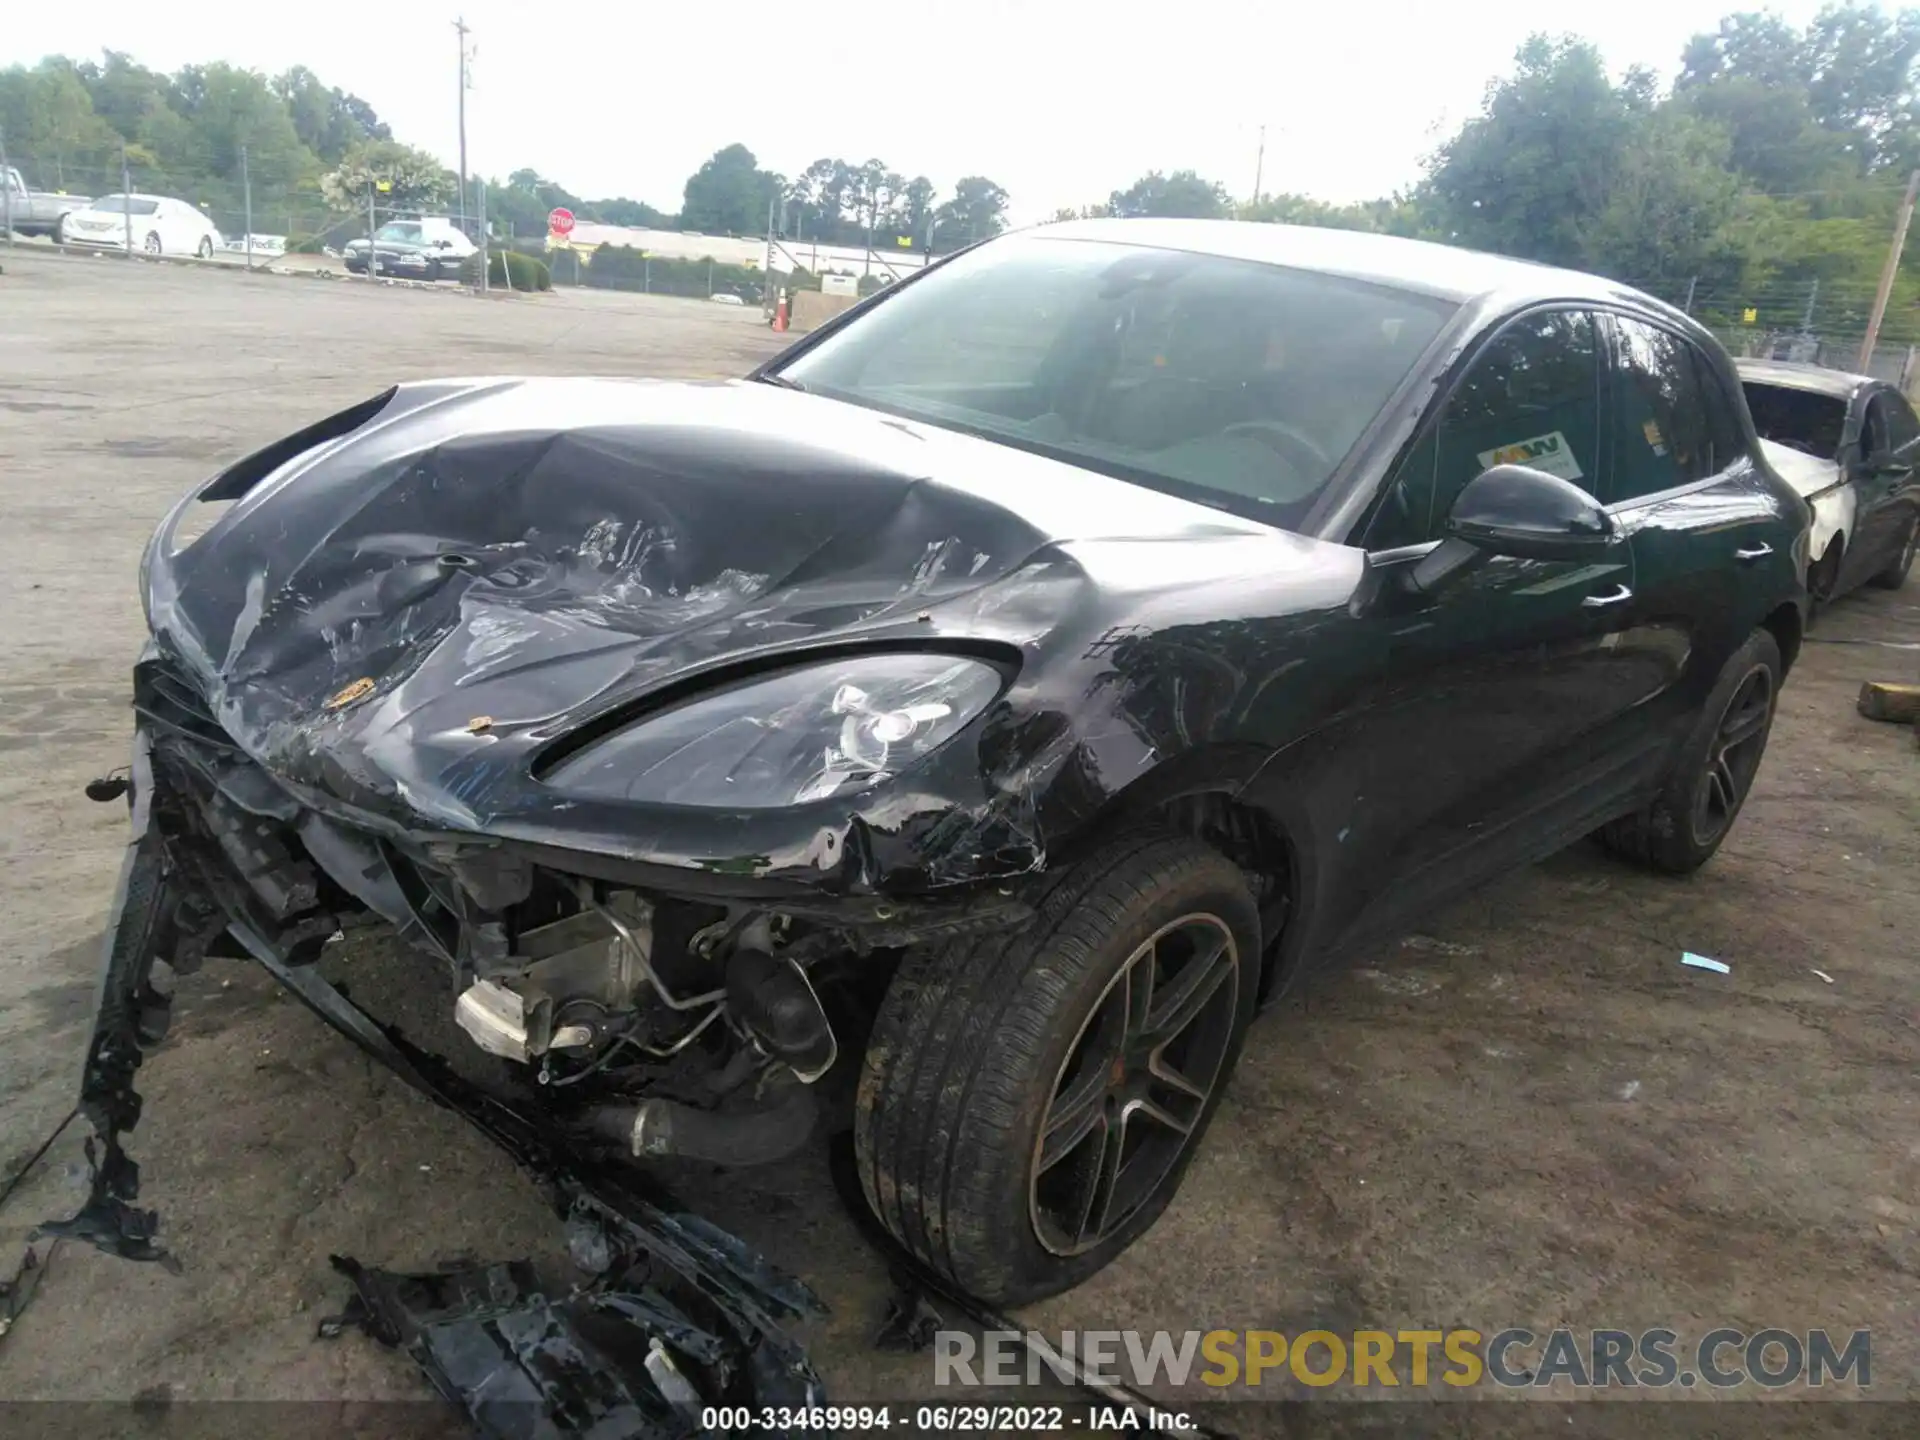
left=285, top=233, right=328, bottom=254
left=458, top=249, right=552, bottom=291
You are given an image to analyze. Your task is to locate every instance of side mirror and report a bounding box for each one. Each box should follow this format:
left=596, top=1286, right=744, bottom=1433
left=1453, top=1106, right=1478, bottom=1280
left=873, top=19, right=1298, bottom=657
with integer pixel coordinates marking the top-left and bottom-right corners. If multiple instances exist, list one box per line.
left=1390, top=464, right=1616, bottom=603
left=1445, top=463, right=1616, bottom=560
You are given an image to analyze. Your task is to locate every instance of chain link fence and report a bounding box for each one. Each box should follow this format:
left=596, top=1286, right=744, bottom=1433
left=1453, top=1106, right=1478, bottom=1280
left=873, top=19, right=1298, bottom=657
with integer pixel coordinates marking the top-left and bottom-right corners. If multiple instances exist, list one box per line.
left=1, top=152, right=339, bottom=250
left=1627, top=275, right=1920, bottom=393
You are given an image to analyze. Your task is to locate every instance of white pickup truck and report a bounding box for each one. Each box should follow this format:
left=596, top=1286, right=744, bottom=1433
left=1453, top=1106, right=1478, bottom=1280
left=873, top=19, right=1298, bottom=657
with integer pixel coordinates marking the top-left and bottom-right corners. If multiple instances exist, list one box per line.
left=1, top=167, right=92, bottom=240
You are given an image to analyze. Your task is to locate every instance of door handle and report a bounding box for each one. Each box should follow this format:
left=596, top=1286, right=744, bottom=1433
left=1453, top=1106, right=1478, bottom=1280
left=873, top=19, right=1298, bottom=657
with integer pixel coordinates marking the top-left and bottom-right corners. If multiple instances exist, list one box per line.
left=1581, top=584, right=1634, bottom=609
left=1735, top=543, right=1773, bottom=562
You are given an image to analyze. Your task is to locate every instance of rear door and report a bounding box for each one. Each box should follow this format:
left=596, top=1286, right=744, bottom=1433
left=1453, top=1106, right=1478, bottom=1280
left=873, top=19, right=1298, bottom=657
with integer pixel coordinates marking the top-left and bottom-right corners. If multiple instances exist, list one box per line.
left=1595, top=314, right=1796, bottom=739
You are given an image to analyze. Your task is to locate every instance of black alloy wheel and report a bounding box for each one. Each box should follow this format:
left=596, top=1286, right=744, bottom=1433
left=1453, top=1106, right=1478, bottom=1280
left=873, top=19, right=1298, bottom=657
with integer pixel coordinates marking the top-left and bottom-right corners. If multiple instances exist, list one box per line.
left=1594, top=626, right=1783, bottom=875
left=1691, top=664, right=1773, bottom=848
left=1030, top=912, right=1241, bottom=1256
left=855, top=832, right=1261, bottom=1306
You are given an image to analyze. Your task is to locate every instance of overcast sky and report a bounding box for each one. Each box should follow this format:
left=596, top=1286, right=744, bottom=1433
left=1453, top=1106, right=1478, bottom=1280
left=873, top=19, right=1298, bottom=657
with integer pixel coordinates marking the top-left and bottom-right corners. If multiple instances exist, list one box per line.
left=7, top=1, right=1832, bottom=223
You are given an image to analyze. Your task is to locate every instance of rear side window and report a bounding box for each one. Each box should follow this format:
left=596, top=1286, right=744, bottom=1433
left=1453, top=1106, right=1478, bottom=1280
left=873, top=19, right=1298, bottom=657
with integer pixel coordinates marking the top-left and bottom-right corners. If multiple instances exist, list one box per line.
left=1368, top=308, right=1600, bottom=547
left=1602, top=317, right=1739, bottom=503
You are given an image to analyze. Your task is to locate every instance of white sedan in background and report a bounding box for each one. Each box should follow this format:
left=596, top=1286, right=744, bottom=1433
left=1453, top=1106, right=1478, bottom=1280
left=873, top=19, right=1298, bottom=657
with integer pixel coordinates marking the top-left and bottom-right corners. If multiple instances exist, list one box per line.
left=60, top=194, right=223, bottom=258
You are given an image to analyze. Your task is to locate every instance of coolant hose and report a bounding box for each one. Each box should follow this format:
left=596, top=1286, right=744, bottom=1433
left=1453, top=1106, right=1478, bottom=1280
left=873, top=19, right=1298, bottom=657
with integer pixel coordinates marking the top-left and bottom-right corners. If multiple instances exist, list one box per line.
left=588, top=1079, right=817, bottom=1167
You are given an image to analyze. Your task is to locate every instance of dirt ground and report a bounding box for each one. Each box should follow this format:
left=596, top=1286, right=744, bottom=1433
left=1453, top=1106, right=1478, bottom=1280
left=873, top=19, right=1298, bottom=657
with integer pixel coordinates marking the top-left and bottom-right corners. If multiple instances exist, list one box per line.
left=1, top=249, right=1916, bottom=1434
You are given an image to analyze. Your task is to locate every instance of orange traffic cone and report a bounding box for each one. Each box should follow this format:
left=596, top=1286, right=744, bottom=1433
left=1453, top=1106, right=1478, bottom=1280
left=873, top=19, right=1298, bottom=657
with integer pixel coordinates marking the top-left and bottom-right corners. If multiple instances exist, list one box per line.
left=773, top=289, right=789, bottom=333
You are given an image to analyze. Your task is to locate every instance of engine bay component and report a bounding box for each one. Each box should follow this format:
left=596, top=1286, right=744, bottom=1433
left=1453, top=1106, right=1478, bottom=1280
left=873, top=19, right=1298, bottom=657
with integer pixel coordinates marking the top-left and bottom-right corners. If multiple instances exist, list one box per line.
left=454, top=978, right=534, bottom=1062
left=725, top=946, right=837, bottom=1083
left=591, top=1080, right=819, bottom=1168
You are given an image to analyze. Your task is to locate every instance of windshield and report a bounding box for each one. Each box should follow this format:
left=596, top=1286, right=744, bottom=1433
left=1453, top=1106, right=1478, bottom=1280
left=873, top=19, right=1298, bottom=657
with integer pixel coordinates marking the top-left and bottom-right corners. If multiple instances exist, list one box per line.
left=88, top=196, right=158, bottom=216
left=375, top=223, right=423, bottom=243
left=1742, top=381, right=1848, bottom=460
left=771, top=235, right=1458, bottom=526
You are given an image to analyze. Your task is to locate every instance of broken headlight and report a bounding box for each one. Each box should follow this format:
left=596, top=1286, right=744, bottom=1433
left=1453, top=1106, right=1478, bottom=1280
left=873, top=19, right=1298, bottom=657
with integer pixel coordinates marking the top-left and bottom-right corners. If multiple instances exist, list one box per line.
left=545, top=654, right=1003, bottom=808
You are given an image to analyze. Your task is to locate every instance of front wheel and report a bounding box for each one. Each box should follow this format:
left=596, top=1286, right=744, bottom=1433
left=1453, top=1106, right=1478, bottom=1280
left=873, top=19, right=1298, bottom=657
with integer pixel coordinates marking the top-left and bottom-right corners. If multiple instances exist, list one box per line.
left=855, top=832, right=1260, bottom=1306
left=196, top=235, right=214, bottom=259
left=143, top=231, right=162, bottom=255
left=1595, top=627, right=1782, bottom=874
left=1869, top=518, right=1917, bottom=590
left=53, top=213, right=68, bottom=244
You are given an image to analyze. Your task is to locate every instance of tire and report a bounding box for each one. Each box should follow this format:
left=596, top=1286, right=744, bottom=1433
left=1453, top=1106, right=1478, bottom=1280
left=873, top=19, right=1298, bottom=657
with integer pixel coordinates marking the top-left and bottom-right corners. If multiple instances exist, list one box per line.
left=53, top=213, right=68, bottom=245
left=144, top=231, right=162, bottom=255
left=1868, top=517, right=1916, bottom=590
left=855, top=832, right=1260, bottom=1306
left=1595, top=628, right=1782, bottom=875
left=196, top=235, right=214, bottom=259
left=1809, top=537, right=1844, bottom=607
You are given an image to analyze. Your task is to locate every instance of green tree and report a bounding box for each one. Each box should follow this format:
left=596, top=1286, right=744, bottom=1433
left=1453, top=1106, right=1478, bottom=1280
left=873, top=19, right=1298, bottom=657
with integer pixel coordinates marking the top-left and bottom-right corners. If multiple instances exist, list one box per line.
left=1105, top=169, right=1231, bottom=219
left=0, top=60, right=120, bottom=185
left=273, top=66, right=389, bottom=165
left=1424, top=36, right=1636, bottom=268
left=932, top=175, right=1010, bottom=248
left=166, top=62, right=315, bottom=191
left=681, top=143, right=780, bottom=235
left=321, top=139, right=453, bottom=214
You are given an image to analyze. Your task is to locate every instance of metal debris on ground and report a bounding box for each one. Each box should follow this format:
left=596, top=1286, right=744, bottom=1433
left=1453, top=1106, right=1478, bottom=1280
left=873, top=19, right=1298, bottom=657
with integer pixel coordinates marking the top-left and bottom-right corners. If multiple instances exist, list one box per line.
left=1680, top=952, right=1732, bottom=975
left=319, top=1253, right=747, bottom=1439
left=1812, top=969, right=1837, bottom=984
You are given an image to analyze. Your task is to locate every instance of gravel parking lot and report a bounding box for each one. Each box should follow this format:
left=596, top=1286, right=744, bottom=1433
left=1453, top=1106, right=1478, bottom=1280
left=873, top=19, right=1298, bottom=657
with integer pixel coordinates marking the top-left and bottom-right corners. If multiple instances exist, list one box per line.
left=1, top=250, right=1916, bottom=1434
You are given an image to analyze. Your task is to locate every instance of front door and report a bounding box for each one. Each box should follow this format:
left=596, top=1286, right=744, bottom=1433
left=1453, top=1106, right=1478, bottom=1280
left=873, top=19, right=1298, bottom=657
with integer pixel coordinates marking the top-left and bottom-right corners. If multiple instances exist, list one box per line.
left=1304, top=307, right=1663, bottom=947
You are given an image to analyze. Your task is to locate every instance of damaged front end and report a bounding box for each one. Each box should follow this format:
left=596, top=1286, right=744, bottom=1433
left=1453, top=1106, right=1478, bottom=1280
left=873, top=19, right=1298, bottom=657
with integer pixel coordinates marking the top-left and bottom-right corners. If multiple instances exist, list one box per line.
left=54, top=707, right=844, bottom=1429
left=46, top=375, right=1096, bottom=1419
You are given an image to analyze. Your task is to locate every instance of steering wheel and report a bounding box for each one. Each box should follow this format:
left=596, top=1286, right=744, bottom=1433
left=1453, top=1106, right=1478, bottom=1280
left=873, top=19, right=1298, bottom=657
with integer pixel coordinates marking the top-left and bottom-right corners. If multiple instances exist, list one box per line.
left=1218, top=420, right=1335, bottom=477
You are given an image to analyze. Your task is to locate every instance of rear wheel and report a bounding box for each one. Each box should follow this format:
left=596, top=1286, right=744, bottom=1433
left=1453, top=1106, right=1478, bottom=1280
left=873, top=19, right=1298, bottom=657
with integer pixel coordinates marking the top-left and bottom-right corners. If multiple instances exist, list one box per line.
left=1595, top=628, right=1782, bottom=874
left=855, top=832, right=1260, bottom=1306
left=196, top=235, right=214, bottom=259
left=52, top=213, right=69, bottom=245
left=143, top=231, right=162, bottom=255
left=1869, top=518, right=1917, bottom=590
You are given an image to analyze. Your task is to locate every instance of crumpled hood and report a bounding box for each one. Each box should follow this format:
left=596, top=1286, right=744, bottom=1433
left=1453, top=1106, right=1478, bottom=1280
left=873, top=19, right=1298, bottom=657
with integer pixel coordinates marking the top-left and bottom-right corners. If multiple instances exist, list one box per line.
left=144, top=376, right=1274, bottom=837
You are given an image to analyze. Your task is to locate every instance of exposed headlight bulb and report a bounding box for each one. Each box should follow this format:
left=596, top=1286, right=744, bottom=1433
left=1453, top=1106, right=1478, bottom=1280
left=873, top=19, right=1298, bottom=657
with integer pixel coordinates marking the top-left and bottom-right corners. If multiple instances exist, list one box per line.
left=833, top=683, right=953, bottom=770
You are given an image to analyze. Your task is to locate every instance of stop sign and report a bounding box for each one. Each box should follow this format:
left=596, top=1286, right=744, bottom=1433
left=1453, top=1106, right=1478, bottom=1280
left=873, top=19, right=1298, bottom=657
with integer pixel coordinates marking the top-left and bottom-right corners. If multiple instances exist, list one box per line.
left=548, top=207, right=575, bottom=237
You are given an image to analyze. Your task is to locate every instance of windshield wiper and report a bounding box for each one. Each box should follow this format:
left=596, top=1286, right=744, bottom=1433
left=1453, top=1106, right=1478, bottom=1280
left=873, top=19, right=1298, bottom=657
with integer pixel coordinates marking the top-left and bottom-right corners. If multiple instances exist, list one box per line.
left=757, top=374, right=809, bottom=393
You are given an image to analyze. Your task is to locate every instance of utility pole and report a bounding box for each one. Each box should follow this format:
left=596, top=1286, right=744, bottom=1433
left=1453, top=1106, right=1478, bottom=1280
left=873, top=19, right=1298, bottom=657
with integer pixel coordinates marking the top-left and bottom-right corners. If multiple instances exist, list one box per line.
left=1802, top=277, right=1819, bottom=334
left=455, top=17, right=472, bottom=230
left=1858, top=167, right=1920, bottom=373
left=1682, top=275, right=1697, bottom=314
left=1252, top=123, right=1266, bottom=204
left=242, top=144, right=253, bottom=271
left=366, top=181, right=377, bottom=281
left=477, top=177, right=489, bottom=292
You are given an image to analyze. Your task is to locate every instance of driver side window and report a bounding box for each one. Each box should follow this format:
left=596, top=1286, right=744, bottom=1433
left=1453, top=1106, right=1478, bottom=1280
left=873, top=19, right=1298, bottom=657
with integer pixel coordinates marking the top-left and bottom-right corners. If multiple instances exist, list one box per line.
left=1369, top=309, right=1601, bottom=548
